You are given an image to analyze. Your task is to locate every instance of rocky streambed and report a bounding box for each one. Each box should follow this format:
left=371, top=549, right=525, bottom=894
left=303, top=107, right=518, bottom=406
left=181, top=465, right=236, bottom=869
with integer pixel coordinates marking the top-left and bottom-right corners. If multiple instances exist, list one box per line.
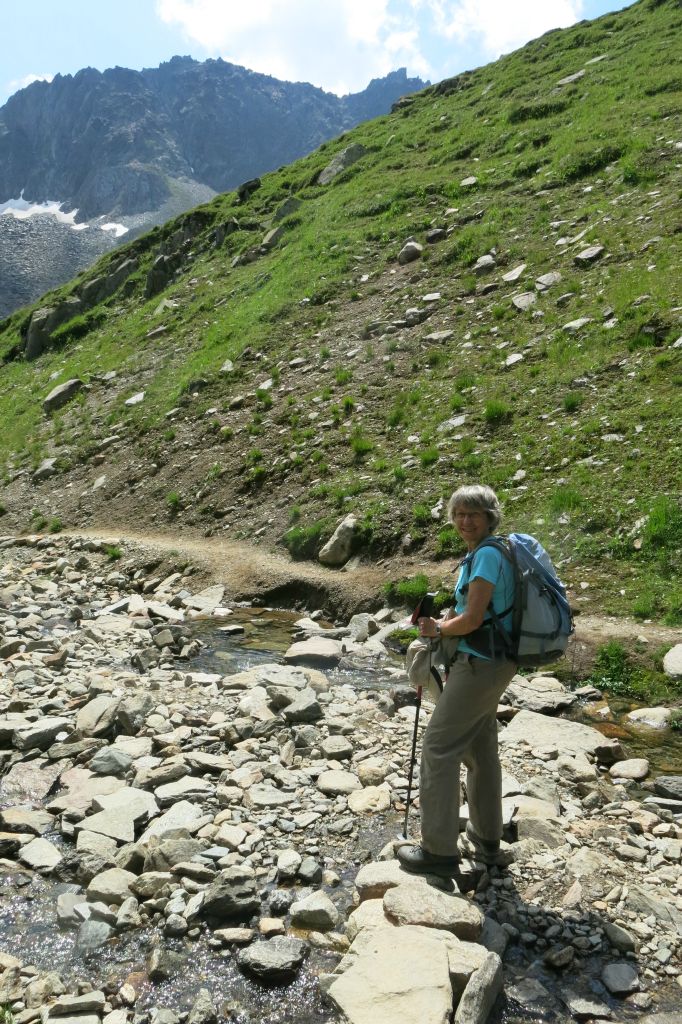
left=1, top=534, right=681, bottom=1024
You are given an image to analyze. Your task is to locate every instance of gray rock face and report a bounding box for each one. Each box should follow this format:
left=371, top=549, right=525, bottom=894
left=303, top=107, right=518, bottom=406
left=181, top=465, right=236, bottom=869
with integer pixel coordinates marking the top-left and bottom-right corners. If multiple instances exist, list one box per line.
left=574, top=244, right=605, bottom=264
left=76, top=695, right=120, bottom=737
left=14, top=717, right=71, bottom=751
left=601, top=962, right=639, bottom=995
left=290, top=891, right=339, bottom=931
left=202, top=869, right=260, bottom=920
left=454, top=951, right=503, bottom=1024
left=499, top=710, right=607, bottom=758
left=76, top=918, right=115, bottom=953
left=42, top=379, right=84, bottom=414
left=504, top=675, right=576, bottom=714
left=654, top=776, right=682, bottom=800
left=317, top=145, right=368, bottom=186
left=398, top=240, right=423, bottom=265
left=318, top=514, right=358, bottom=567
left=284, top=637, right=343, bottom=669
left=663, top=644, right=682, bottom=678
left=237, top=937, right=308, bottom=983
left=327, top=925, right=452, bottom=1024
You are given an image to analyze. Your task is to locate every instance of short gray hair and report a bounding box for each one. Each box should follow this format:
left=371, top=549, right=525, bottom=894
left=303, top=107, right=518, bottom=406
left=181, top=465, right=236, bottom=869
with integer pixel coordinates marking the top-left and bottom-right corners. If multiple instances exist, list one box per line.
left=447, top=484, right=501, bottom=532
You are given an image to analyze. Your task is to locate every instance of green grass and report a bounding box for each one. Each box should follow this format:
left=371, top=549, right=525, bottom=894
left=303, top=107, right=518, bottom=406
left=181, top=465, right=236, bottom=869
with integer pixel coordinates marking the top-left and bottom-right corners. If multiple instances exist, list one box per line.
left=588, top=640, right=682, bottom=705
left=0, top=0, right=680, bottom=624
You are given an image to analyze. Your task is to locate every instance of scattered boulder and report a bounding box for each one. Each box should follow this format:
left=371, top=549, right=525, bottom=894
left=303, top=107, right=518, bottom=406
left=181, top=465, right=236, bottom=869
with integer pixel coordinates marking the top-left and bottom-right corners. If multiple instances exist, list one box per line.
left=663, top=644, right=682, bottom=678
left=318, top=514, right=358, bottom=567
left=237, top=936, right=308, bottom=983
left=43, top=379, right=84, bottom=414
left=317, top=145, right=367, bottom=186
left=398, top=240, right=423, bottom=265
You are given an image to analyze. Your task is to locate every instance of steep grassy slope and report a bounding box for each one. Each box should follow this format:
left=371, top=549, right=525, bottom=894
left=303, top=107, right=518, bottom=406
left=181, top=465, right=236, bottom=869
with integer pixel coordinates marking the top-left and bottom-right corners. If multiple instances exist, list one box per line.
left=0, top=0, right=680, bottom=623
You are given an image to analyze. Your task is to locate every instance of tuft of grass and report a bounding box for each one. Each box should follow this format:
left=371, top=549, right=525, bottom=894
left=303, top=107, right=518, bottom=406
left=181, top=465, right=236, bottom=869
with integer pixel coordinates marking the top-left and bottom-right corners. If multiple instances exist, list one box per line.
left=483, top=399, right=512, bottom=424
left=48, top=516, right=63, bottom=533
left=383, top=573, right=430, bottom=607
left=550, top=486, right=584, bottom=513
left=166, top=491, right=182, bottom=513
left=419, top=446, right=440, bottom=467
left=283, top=520, right=328, bottom=559
left=104, top=544, right=122, bottom=560
left=350, top=428, right=372, bottom=461
left=562, top=393, right=582, bottom=413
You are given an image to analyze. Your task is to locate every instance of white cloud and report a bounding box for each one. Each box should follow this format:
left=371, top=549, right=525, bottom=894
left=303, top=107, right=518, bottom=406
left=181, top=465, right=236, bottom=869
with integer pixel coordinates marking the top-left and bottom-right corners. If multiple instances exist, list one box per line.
left=154, top=0, right=588, bottom=93
left=425, top=0, right=585, bottom=58
left=155, top=0, right=432, bottom=93
left=6, top=72, right=54, bottom=97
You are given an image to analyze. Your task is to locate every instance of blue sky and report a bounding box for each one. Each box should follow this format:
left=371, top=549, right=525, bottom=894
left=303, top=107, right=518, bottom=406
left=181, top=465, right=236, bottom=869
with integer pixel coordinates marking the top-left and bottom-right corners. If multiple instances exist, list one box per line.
left=2, top=0, right=636, bottom=106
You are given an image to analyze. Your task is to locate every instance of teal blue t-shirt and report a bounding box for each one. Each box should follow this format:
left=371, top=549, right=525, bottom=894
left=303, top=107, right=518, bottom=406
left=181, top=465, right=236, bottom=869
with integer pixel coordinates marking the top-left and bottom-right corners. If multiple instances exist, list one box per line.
left=454, top=541, right=515, bottom=659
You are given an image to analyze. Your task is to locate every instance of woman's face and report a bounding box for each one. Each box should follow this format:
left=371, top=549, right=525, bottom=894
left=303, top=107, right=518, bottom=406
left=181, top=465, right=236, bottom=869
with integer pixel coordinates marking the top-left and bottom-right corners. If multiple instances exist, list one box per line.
left=453, top=506, right=491, bottom=548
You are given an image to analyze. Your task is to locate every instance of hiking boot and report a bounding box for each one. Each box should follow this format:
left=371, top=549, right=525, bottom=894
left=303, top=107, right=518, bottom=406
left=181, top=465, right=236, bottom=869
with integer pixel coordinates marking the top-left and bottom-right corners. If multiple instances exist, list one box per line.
left=396, top=844, right=461, bottom=878
left=460, top=823, right=513, bottom=867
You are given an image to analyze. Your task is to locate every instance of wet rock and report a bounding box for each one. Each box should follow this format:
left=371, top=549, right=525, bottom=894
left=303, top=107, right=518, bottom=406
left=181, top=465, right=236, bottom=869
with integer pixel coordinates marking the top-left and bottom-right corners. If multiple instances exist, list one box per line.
left=237, top=936, right=308, bottom=983
left=202, top=867, right=260, bottom=920
left=565, top=993, right=613, bottom=1020
left=76, top=918, right=115, bottom=953
left=627, top=707, right=671, bottom=730
left=284, top=637, right=343, bottom=669
left=290, top=891, right=339, bottom=931
left=87, top=867, right=137, bottom=904
left=654, top=776, right=682, bottom=800
left=147, top=945, right=183, bottom=981
left=0, top=760, right=64, bottom=803
left=603, top=920, right=637, bottom=953
left=19, top=836, right=63, bottom=871
left=0, top=807, right=55, bottom=835
left=186, top=989, right=217, bottom=1024
left=601, top=962, right=639, bottom=996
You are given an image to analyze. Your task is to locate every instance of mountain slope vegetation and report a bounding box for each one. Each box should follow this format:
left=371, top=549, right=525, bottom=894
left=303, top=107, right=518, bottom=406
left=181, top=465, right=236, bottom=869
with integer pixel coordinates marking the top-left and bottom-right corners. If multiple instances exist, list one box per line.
left=0, top=0, right=680, bottom=624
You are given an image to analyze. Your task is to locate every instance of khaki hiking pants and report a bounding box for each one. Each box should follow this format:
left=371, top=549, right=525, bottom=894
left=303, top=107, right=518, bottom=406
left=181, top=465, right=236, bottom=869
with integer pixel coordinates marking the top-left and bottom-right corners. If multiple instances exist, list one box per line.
left=419, top=651, right=517, bottom=857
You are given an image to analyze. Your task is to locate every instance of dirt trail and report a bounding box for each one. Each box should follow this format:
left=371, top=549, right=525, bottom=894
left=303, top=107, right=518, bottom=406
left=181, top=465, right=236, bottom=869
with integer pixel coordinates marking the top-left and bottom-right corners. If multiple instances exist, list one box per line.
left=52, top=527, right=680, bottom=658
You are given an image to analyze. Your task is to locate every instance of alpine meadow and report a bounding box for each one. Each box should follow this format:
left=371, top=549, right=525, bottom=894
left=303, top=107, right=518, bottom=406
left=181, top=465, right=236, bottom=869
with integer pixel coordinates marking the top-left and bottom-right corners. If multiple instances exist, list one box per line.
left=0, top=0, right=680, bottom=626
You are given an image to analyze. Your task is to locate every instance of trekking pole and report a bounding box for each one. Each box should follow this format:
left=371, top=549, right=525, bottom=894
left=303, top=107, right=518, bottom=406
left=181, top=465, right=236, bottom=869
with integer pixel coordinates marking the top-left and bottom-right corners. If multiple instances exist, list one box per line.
left=402, top=684, right=422, bottom=839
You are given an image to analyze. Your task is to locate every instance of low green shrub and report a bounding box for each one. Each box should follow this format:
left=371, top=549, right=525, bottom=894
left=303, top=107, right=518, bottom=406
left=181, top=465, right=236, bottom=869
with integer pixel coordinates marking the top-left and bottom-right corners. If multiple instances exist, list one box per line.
left=283, top=520, right=328, bottom=559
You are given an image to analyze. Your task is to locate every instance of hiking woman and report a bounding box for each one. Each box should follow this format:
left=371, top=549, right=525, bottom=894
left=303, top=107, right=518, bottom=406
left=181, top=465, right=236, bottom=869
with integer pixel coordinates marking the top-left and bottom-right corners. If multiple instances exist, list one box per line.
left=397, top=484, right=517, bottom=876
